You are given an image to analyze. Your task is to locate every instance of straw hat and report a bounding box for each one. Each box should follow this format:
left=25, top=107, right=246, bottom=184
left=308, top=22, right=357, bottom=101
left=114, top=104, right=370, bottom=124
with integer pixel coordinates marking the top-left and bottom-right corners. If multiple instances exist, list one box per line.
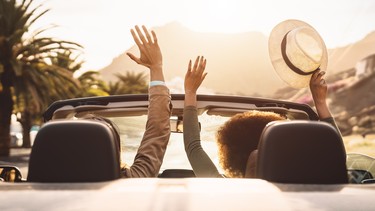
left=269, top=19, right=327, bottom=89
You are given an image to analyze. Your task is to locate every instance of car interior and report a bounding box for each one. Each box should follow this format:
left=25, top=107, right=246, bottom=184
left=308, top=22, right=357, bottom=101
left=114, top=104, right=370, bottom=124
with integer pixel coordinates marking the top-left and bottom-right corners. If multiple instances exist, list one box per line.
left=1, top=94, right=374, bottom=184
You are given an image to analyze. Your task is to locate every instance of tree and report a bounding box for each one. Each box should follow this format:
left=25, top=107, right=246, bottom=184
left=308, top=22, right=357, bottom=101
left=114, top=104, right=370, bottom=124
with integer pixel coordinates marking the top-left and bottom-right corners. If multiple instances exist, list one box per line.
left=0, top=0, right=82, bottom=154
left=48, top=50, right=109, bottom=97
left=107, top=72, right=148, bottom=95
left=78, top=71, right=109, bottom=97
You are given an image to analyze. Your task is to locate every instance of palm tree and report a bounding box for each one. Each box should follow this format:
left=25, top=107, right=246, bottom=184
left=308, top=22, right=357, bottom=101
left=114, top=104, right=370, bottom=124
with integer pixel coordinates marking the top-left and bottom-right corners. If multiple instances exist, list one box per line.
left=107, top=80, right=124, bottom=95
left=0, top=0, right=82, bottom=154
left=15, top=50, right=111, bottom=147
left=78, top=70, right=109, bottom=97
left=108, top=72, right=148, bottom=95
left=13, top=56, right=81, bottom=148
left=48, top=50, right=110, bottom=97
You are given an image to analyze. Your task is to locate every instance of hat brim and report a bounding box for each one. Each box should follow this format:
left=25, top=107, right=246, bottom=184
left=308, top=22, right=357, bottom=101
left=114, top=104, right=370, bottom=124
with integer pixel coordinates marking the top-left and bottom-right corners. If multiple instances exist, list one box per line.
left=269, top=19, right=328, bottom=89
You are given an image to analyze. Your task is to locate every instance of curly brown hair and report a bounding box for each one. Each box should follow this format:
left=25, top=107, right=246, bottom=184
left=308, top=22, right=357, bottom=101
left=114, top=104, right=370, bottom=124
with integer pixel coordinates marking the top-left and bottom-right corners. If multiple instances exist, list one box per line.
left=216, top=110, right=285, bottom=178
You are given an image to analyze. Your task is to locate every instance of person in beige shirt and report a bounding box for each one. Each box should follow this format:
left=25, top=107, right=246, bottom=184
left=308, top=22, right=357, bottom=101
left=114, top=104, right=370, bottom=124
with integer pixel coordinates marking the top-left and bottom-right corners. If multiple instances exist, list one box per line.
left=85, top=26, right=172, bottom=178
left=118, top=25, right=171, bottom=177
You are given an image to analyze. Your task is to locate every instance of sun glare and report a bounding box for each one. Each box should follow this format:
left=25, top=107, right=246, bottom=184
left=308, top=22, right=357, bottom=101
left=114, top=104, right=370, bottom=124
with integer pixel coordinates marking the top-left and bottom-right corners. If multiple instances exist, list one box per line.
left=178, top=0, right=253, bottom=34
left=30, top=0, right=375, bottom=71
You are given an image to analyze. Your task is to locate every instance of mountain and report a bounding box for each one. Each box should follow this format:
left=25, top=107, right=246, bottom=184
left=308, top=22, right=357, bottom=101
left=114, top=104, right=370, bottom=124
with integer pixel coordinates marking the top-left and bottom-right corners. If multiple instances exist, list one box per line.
left=273, top=53, right=375, bottom=136
left=328, top=31, right=375, bottom=74
left=99, top=22, right=375, bottom=97
left=100, top=22, right=284, bottom=96
left=330, top=54, right=375, bottom=136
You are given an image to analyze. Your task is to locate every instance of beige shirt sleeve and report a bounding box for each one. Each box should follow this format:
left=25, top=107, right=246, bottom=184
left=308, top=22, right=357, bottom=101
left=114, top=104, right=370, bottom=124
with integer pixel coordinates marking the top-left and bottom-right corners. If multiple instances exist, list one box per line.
left=122, top=85, right=171, bottom=177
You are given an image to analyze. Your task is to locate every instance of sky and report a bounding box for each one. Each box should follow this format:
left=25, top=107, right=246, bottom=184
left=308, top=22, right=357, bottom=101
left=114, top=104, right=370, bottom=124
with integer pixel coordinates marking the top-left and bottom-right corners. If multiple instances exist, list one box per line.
left=30, top=0, right=375, bottom=71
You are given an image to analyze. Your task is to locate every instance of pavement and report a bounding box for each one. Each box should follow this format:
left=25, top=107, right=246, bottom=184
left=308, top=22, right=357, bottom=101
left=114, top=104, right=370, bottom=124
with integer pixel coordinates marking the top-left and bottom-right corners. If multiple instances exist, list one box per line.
left=0, top=148, right=31, bottom=178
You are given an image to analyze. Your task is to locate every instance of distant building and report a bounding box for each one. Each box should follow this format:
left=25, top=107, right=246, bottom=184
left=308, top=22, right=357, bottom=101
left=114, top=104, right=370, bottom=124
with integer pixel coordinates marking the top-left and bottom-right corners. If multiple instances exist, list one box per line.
left=355, top=54, right=375, bottom=78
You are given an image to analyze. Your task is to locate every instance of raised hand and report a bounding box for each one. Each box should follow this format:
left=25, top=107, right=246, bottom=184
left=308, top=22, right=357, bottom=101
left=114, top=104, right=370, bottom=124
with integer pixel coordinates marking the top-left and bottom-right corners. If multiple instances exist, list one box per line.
left=184, top=56, right=207, bottom=107
left=310, top=69, right=331, bottom=119
left=310, top=69, right=327, bottom=106
left=127, top=25, right=164, bottom=81
left=184, top=56, right=207, bottom=95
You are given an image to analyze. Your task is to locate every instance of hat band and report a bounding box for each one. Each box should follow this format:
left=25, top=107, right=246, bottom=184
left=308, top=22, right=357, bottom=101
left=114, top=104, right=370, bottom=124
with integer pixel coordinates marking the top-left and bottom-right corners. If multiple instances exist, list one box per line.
left=281, top=32, right=318, bottom=76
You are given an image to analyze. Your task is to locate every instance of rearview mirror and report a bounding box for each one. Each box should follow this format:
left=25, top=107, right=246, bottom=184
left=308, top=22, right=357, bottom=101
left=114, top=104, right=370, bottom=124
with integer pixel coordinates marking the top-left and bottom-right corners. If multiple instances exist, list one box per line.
left=170, top=117, right=201, bottom=133
left=0, top=166, right=24, bottom=182
left=170, top=117, right=184, bottom=133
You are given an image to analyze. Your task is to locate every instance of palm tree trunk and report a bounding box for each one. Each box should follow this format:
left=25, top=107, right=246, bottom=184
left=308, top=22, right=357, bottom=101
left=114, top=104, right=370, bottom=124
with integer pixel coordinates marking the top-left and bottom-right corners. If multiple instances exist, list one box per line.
left=0, top=59, right=14, bottom=156
left=0, top=86, right=13, bottom=156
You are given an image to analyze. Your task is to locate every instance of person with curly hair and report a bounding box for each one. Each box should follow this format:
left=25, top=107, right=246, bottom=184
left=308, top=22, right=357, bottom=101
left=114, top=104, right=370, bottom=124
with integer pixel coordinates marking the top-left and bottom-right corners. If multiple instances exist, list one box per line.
left=215, top=110, right=285, bottom=178
left=183, top=56, right=340, bottom=178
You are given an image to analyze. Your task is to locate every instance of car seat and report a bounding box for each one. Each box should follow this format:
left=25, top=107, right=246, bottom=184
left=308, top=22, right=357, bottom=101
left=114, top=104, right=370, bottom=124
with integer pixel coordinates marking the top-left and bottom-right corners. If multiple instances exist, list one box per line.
left=158, top=169, right=196, bottom=178
left=27, top=119, right=121, bottom=182
left=253, top=120, right=348, bottom=184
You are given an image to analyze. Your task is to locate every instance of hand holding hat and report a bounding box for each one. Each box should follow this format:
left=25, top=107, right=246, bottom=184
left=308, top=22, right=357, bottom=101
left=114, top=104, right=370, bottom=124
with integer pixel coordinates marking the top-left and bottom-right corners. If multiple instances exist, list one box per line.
left=269, top=19, right=328, bottom=89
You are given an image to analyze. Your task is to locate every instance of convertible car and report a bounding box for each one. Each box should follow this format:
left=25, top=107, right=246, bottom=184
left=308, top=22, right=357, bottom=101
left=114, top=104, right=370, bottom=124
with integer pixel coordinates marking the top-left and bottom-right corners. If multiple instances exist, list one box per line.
left=1, top=93, right=375, bottom=210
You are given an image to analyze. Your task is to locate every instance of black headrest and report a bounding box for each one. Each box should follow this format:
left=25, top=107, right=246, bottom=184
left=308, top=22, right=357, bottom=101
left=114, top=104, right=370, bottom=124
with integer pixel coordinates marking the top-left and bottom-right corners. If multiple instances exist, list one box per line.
left=27, top=119, right=121, bottom=182
left=158, top=169, right=196, bottom=178
left=255, top=120, right=348, bottom=184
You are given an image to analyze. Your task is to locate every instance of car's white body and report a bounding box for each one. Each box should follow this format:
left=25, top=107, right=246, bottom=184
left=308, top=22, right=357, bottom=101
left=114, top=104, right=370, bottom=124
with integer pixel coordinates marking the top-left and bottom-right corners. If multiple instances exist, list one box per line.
left=1, top=94, right=374, bottom=210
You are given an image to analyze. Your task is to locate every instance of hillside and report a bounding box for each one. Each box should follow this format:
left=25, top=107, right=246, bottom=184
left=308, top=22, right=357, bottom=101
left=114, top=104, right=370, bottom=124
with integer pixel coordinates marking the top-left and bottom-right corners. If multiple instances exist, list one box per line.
left=275, top=54, right=375, bottom=136
left=328, top=31, right=375, bottom=74
left=100, top=22, right=284, bottom=96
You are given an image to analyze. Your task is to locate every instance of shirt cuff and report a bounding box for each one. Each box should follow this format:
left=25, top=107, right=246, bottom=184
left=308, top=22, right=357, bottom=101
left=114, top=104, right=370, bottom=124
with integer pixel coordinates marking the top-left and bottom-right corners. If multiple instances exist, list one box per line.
left=149, top=80, right=166, bottom=87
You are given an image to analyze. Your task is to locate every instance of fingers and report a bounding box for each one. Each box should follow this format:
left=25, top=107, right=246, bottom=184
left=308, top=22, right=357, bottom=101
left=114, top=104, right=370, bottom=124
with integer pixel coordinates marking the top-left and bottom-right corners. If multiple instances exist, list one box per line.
left=151, top=30, right=158, bottom=44
left=311, top=69, right=326, bottom=85
left=316, top=71, right=326, bottom=86
left=135, top=25, right=147, bottom=45
left=192, top=56, right=207, bottom=81
left=202, top=72, right=208, bottom=81
left=312, top=69, right=325, bottom=80
left=130, top=28, right=142, bottom=47
left=126, top=52, right=141, bottom=64
left=201, top=57, right=207, bottom=72
left=186, top=56, right=207, bottom=76
left=310, top=68, right=327, bottom=99
left=191, top=56, right=206, bottom=71
left=142, top=25, right=153, bottom=44
left=318, top=71, right=326, bottom=79
left=188, top=60, right=192, bottom=71
left=197, top=56, right=205, bottom=75
left=311, top=68, right=319, bottom=80
left=320, top=77, right=326, bottom=85
left=131, top=25, right=156, bottom=45
left=193, top=56, right=200, bottom=71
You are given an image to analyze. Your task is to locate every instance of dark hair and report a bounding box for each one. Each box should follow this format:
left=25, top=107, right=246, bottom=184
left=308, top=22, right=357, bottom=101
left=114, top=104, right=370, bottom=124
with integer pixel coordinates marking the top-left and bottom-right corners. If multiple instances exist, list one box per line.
left=216, top=110, right=285, bottom=178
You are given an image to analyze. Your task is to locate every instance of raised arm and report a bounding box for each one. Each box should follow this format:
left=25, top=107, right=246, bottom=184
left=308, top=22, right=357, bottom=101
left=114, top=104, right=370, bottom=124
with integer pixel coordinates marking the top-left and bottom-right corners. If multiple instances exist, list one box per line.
left=183, top=56, right=222, bottom=177
left=184, top=56, right=207, bottom=107
left=123, top=25, right=171, bottom=177
left=310, top=69, right=341, bottom=135
left=310, top=70, right=331, bottom=119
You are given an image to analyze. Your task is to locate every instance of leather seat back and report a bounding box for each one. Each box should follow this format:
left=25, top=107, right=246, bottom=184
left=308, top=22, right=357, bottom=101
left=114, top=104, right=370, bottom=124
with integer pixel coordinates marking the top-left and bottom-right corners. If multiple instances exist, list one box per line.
left=255, top=120, right=348, bottom=184
left=28, top=119, right=121, bottom=182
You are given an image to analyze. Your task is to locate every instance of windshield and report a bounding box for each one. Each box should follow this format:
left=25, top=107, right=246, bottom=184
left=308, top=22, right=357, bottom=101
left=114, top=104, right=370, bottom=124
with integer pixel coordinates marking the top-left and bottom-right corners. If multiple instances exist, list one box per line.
left=108, top=113, right=230, bottom=172
left=107, top=112, right=375, bottom=177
